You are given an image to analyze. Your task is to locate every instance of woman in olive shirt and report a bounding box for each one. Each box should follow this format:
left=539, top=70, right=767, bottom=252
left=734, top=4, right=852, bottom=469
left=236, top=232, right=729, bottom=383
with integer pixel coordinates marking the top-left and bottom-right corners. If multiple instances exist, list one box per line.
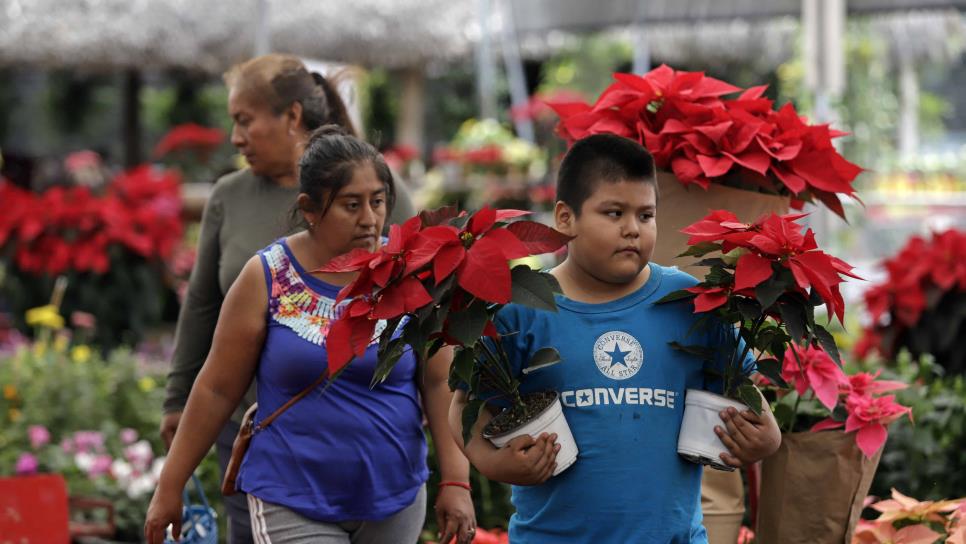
left=160, top=54, right=420, bottom=543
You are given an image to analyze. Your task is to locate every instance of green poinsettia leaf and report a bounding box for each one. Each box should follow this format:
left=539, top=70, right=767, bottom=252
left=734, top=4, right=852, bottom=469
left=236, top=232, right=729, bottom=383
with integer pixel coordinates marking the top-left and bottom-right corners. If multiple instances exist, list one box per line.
left=522, top=347, right=561, bottom=375
left=755, top=276, right=787, bottom=311
left=755, top=357, right=788, bottom=388
left=510, top=266, right=558, bottom=312
left=656, top=289, right=696, bottom=305
left=370, top=337, right=407, bottom=388
left=668, top=341, right=715, bottom=361
left=814, top=324, right=842, bottom=366
left=737, top=383, right=763, bottom=415
left=447, top=300, right=489, bottom=346
left=778, top=301, right=807, bottom=344
left=678, top=242, right=722, bottom=258
left=461, top=398, right=487, bottom=446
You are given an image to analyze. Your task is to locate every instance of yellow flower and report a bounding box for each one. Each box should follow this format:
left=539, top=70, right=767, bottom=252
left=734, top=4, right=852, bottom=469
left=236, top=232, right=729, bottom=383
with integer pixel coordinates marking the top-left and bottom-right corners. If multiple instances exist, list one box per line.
left=8, top=408, right=21, bottom=422
left=32, top=342, right=47, bottom=358
left=25, top=305, right=65, bottom=330
left=71, top=345, right=92, bottom=364
left=2, top=384, right=17, bottom=400
left=53, top=334, right=69, bottom=353
left=138, top=377, right=157, bottom=393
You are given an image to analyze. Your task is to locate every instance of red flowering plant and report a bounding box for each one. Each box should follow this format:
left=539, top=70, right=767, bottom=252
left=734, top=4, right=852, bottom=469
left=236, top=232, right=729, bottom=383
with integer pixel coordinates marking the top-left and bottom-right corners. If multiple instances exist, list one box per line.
left=322, top=206, right=571, bottom=440
left=656, top=210, right=861, bottom=413
left=152, top=123, right=225, bottom=159
left=0, top=167, right=183, bottom=348
left=548, top=64, right=863, bottom=217
left=855, top=229, right=966, bottom=374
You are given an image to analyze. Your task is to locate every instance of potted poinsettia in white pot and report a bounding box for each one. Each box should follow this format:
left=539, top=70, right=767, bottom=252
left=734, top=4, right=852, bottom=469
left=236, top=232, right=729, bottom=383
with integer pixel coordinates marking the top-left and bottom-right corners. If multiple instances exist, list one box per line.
left=323, top=205, right=579, bottom=475
left=657, top=210, right=861, bottom=471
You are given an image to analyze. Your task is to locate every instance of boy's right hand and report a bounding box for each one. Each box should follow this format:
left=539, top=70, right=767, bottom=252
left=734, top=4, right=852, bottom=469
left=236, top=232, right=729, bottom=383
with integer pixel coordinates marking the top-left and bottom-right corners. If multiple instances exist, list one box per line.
left=486, top=432, right=560, bottom=485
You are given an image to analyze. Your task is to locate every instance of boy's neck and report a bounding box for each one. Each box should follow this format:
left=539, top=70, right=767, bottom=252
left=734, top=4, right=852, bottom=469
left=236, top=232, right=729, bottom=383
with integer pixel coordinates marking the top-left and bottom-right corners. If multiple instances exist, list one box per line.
left=550, top=259, right=652, bottom=304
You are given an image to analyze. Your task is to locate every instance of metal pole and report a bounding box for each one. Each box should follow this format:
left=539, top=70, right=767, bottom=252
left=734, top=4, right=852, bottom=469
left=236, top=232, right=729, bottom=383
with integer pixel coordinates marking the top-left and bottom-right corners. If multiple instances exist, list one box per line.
left=475, top=0, right=498, bottom=120
left=254, top=0, right=271, bottom=56
left=632, top=0, right=651, bottom=74
left=498, top=0, right=534, bottom=142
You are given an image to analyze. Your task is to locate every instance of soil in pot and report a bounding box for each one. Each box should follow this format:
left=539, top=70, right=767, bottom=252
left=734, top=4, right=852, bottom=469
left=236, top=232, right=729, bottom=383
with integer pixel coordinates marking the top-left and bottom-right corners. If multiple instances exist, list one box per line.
left=483, top=390, right=557, bottom=436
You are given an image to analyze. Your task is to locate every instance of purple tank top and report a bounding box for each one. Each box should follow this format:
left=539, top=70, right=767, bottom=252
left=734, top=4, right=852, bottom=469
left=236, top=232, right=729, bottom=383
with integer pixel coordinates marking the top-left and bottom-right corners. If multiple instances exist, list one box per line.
left=237, top=239, right=428, bottom=521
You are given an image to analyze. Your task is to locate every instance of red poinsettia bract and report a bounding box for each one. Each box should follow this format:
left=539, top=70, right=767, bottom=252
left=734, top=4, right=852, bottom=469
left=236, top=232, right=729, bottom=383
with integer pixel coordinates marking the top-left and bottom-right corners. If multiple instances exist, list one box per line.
left=548, top=64, right=863, bottom=217
left=682, top=210, right=861, bottom=323
left=153, top=123, right=225, bottom=158
left=0, top=167, right=183, bottom=276
left=321, top=207, right=571, bottom=376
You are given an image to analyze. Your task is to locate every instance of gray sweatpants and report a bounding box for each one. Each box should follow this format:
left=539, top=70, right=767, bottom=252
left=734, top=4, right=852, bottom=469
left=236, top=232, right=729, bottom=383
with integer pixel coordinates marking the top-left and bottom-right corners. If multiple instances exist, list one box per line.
left=246, top=485, right=427, bottom=544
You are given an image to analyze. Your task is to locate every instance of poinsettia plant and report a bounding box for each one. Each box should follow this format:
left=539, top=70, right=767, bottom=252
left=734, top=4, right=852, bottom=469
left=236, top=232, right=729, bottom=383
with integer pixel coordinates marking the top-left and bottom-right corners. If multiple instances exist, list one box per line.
left=321, top=206, right=572, bottom=437
left=853, top=489, right=966, bottom=544
left=657, top=210, right=861, bottom=413
left=770, top=344, right=911, bottom=458
left=855, top=229, right=966, bottom=374
left=548, top=64, right=863, bottom=217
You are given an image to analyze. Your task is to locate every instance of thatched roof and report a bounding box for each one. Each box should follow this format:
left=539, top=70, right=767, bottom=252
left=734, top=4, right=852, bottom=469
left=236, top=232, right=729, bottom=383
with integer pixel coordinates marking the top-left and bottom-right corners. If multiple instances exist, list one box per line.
left=517, top=9, right=965, bottom=70
left=0, top=0, right=474, bottom=72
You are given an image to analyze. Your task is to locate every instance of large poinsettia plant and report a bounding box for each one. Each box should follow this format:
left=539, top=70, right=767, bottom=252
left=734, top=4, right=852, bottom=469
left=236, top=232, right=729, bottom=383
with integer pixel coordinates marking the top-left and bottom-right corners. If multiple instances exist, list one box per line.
left=548, top=64, right=863, bottom=217
left=321, top=207, right=571, bottom=423
left=657, top=210, right=860, bottom=413
left=855, top=229, right=966, bottom=374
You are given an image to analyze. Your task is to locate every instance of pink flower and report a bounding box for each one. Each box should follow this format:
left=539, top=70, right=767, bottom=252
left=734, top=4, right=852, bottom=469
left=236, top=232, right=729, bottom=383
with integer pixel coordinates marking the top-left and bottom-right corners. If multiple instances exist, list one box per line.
left=781, top=344, right=849, bottom=410
left=88, top=454, right=114, bottom=478
left=28, top=425, right=50, bottom=449
left=845, top=394, right=912, bottom=458
left=845, top=371, right=907, bottom=397
left=60, top=437, right=74, bottom=454
left=119, top=428, right=138, bottom=445
left=72, top=431, right=105, bottom=453
left=15, top=452, right=38, bottom=475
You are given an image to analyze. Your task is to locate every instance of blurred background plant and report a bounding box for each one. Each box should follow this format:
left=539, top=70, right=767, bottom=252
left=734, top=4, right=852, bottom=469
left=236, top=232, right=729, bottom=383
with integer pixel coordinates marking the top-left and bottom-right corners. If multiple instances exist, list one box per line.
left=0, top=306, right=223, bottom=541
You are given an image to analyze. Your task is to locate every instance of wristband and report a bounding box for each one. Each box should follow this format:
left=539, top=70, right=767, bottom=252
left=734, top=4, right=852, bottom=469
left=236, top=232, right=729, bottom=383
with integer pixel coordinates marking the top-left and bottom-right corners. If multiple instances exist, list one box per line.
left=438, top=480, right=472, bottom=492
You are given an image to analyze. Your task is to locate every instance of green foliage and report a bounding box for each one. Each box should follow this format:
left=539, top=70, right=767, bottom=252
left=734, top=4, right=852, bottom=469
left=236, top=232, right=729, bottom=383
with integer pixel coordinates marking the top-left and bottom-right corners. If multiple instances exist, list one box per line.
left=868, top=351, right=966, bottom=501
left=0, top=251, right=172, bottom=350
left=0, top=340, right=224, bottom=541
left=539, top=36, right=632, bottom=99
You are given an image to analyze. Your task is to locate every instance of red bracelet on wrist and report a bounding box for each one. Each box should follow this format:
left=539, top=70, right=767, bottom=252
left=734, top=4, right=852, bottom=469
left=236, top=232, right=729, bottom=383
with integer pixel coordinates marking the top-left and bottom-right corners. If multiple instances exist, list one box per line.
left=438, top=480, right=472, bottom=492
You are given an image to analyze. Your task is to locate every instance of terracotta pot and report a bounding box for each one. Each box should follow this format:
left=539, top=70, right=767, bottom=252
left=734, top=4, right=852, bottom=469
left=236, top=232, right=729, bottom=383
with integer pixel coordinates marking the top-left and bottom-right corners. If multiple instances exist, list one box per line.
left=652, top=172, right=791, bottom=276
left=756, top=431, right=882, bottom=544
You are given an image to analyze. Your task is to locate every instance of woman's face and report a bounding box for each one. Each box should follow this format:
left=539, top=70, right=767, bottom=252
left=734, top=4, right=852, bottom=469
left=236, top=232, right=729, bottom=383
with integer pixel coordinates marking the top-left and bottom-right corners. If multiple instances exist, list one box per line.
left=227, top=87, right=301, bottom=178
left=310, top=162, right=389, bottom=258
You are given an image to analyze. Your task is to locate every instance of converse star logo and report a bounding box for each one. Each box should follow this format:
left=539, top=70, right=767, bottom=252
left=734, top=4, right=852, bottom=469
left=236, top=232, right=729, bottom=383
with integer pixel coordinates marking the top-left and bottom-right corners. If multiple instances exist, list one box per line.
left=593, top=331, right=644, bottom=380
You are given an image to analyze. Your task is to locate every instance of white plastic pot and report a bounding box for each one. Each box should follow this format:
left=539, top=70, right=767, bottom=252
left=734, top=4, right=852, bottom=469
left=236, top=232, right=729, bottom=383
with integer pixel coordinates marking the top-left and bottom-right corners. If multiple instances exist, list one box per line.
left=677, top=389, right=748, bottom=472
left=484, top=392, right=579, bottom=476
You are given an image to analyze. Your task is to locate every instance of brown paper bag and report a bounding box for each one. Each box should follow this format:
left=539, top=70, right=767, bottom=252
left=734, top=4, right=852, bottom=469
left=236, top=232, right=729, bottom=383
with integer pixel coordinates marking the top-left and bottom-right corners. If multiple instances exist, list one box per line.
left=756, top=431, right=882, bottom=544
left=652, top=171, right=791, bottom=276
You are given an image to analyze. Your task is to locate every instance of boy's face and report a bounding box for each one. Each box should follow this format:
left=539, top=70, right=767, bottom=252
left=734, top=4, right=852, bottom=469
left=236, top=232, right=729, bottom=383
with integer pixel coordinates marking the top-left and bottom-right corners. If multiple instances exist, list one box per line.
left=555, top=178, right=657, bottom=285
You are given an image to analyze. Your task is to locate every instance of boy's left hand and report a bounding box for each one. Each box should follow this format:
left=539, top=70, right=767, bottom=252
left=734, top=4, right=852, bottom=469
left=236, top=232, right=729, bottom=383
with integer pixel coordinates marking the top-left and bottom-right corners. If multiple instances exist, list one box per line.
left=715, top=406, right=781, bottom=468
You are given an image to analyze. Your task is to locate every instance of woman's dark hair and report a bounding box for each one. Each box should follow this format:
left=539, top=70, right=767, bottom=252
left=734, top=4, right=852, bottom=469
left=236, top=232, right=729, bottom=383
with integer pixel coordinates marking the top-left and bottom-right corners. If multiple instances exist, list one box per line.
left=557, top=133, right=658, bottom=216
left=224, top=54, right=357, bottom=136
left=297, top=125, right=396, bottom=220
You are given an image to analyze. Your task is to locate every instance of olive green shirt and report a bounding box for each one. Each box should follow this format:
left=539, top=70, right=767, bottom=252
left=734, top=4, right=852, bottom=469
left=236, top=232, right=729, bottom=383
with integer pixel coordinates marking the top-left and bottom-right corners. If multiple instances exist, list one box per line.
left=163, top=168, right=416, bottom=423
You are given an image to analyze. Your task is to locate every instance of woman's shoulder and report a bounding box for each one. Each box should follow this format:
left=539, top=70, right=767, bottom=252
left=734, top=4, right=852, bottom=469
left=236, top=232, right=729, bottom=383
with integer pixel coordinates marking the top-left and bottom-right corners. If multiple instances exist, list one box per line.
left=210, top=168, right=260, bottom=199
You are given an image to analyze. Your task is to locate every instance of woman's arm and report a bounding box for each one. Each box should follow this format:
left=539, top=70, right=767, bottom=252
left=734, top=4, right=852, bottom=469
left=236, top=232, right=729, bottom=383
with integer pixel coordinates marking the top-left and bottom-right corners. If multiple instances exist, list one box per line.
left=145, top=256, right=268, bottom=543
left=420, top=347, right=476, bottom=544
left=161, top=191, right=224, bottom=448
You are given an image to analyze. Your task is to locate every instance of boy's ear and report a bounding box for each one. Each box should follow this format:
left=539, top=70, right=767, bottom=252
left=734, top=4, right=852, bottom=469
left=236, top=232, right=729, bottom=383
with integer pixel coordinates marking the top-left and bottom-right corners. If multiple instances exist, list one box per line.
left=554, top=200, right=577, bottom=236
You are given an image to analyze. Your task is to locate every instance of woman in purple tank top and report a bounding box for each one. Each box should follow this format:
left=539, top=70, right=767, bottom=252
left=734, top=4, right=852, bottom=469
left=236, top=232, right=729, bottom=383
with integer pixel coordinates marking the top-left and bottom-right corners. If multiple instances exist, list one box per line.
left=146, top=126, right=477, bottom=544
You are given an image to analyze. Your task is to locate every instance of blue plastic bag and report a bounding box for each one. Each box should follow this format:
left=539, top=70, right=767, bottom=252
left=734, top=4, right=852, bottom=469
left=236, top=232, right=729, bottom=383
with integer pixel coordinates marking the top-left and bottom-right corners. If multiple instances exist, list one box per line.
left=164, top=474, right=218, bottom=544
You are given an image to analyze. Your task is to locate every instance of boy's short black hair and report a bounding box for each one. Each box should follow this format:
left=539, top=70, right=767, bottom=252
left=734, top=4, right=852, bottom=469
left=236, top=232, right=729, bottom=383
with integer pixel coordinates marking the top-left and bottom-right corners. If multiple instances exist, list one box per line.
left=557, top=133, right=658, bottom=215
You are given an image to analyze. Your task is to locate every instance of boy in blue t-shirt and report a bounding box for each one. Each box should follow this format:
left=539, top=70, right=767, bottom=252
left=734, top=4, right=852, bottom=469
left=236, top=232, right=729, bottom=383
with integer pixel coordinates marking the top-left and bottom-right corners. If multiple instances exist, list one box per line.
left=448, top=133, right=781, bottom=543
